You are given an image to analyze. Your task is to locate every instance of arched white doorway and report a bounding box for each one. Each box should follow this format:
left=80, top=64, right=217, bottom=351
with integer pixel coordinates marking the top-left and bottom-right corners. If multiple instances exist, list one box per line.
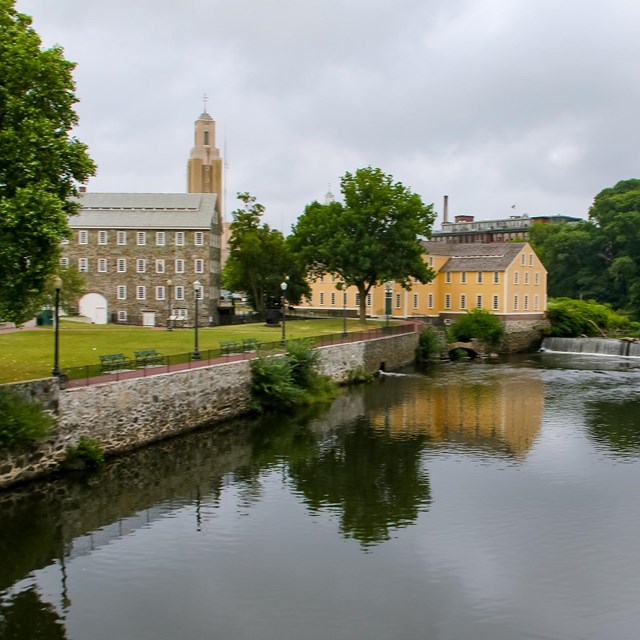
left=79, top=293, right=108, bottom=324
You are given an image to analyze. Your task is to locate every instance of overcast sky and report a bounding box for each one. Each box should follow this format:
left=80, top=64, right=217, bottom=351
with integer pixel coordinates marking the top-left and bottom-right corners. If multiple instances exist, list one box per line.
left=16, top=0, right=640, bottom=232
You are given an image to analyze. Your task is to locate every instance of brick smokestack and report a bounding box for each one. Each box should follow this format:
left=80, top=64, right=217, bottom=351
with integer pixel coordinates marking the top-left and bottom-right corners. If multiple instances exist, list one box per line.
left=443, top=195, right=449, bottom=224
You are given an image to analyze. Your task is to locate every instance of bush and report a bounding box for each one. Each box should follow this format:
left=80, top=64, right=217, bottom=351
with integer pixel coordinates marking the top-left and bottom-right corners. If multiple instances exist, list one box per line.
left=345, top=366, right=375, bottom=384
left=416, top=326, right=444, bottom=363
left=545, top=298, right=633, bottom=337
left=450, top=309, right=504, bottom=345
left=63, top=436, right=105, bottom=470
left=286, top=339, right=320, bottom=388
left=0, top=388, right=53, bottom=451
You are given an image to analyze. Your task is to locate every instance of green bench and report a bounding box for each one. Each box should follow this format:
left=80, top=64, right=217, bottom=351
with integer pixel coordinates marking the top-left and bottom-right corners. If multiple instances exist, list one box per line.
left=134, top=349, right=164, bottom=367
left=242, top=338, right=260, bottom=352
left=220, top=340, right=241, bottom=355
left=99, top=353, right=133, bottom=372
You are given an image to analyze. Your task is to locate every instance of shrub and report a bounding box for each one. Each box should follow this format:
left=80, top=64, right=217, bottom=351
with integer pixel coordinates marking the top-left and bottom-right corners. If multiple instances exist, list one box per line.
left=345, top=366, right=375, bottom=384
left=286, top=339, right=320, bottom=388
left=63, top=436, right=105, bottom=470
left=450, top=309, right=504, bottom=345
left=416, top=326, right=444, bottom=363
left=0, top=388, right=53, bottom=451
left=250, top=355, right=306, bottom=413
left=545, top=298, right=633, bottom=337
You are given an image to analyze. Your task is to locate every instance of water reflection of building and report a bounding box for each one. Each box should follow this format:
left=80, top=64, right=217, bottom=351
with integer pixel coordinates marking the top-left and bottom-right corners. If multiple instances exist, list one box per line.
left=370, top=373, right=543, bottom=457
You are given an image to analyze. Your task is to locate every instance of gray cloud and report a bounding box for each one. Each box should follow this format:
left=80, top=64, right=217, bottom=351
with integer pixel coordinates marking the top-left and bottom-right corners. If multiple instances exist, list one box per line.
left=16, top=0, right=640, bottom=231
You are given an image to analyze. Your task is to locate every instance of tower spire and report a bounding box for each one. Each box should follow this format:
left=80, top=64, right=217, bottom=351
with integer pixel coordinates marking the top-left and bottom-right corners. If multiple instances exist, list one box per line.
left=203, top=93, right=209, bottom=114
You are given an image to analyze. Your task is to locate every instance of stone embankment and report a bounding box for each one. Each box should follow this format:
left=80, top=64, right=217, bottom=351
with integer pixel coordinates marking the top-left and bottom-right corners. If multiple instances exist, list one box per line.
left=0, top=331, right=418, bottom=489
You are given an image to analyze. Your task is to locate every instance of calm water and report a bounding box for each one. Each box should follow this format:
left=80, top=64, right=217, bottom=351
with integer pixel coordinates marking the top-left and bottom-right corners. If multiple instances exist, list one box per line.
left=2, top=354, right=640, bottom=640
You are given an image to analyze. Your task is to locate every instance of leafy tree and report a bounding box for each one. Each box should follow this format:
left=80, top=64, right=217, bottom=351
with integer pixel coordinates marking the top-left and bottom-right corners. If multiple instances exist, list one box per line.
left=222, top=193, right=309, bottom=312
left=449, top=308, right=504, bottom=345
left=0, top=1, right=95, bottom=323
left=291, top=167, right=436, bottom=322
left=41, top=265, right=86, bottom=314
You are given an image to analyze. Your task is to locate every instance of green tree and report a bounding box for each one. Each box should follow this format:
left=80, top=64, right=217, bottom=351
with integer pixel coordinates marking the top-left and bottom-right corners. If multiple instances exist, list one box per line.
left=449, top=308, right=504, bottom=345
left=0, top=0, right=96, bottom=323
left=222, top=193, right=309, bottom=312
left=41, top=265, right=86, bottom=314
left=291, top=167, right=436, bottom=322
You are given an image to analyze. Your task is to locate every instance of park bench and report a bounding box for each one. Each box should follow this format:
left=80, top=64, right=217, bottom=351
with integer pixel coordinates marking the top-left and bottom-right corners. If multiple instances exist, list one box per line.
left=220, top=340, right=241, bottom=355
left=99, top=353, right=133, bottom=372
left=134, top=349, right=164, bottom=367
left=242, top=338, right=260, bottom=352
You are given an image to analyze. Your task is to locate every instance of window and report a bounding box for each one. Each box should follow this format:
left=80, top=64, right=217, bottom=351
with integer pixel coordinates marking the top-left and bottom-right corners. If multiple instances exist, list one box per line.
left=156, top=259, right=165, bottom=274
left=524, top=295, right=529, bottom=310
left=367, top=293, right=372, bottom=306
left=175, top=259, right=185, bottom=274
left=331, top=292, right=336, bottom=306
left=445, top=294, right=451, bottom=309
left=521, top=253, right=526, bottom=266
left=428, top=293, right=434, bottom=309
left=117, top=258, right=127, bottom=273
left=156, top=286, right=165, bottom=300
left=529, top=254, right=534, bottom=266
left=460, top=271, right=467, bottom=284
left=117, top=231, right=127, bottom=245
left=60, top=238, right=69, bottom=245
left=78, top=230, right=88, bottom=244
left=514, top=295, right=519, bottom=310
left=460, top=294, right=467, bottom=310
left=330, top=274, right=336, bottom=283
left=477, top=272, right=483, bottom=284
left=117, top=310, right=127, bottom=322
left=319, top=292, right=325, bottom=305
left=156, top=232, right=165, bottom=246
left=59, top=257, right=69, bottom=268
left=534, top=295, right=539, bottom=310
left=395, top=293, right=400, bottom=308
left=445, top=272, right=452, bottom=284
left=319, top=275, right=324, bottom=283
left=175, top=286, right=184, bottom=301
left=524, top=271, right=529, bottom=285
left=78, top=258, right=88, bottom=272
left=514, top=271, right=519, bottom=285
left=175, top=232, right=185, bottom=246
left=137, top=286, right=146, bottom=300
left=98, top=230, right=108, bottom=245
left=355, top=293, right=360, bottom=306
left=98, top=258, right=107, bottom=273
left=194, top=232, right=204, bottom=246
left=493, top=295, right=499, bottom=311
left=117, top=285, right=127, bottom=300
left=413, top=294, right=419, bottom=309
left=137, top=259, right=146, bottom=273
left=137, top=231, right=146, bottom=245
left=493, top=271, right=500, bottom=284
left=476, top=295, right=482, bottom=309
left=534, top=272, right=540, bottom=285
left=174, top=308, right=188, bottom=320
left=194, top=259, right=204, bottom=274
left=428, top=256, right=434, bottom=267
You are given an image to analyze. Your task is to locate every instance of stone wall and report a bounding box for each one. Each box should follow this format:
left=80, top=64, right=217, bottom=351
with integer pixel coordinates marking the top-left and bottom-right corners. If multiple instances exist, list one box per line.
left=0, top=331, right=419, bottom=489
left=502, top=318, right=550, bottom=353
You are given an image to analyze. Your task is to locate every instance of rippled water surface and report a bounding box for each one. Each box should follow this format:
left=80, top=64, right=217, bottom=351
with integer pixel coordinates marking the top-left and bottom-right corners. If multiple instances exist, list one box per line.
left=1, top=354, right=640, bottom=639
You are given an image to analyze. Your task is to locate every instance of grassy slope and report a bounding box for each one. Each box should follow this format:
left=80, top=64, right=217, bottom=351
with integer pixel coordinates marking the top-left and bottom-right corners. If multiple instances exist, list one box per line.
left=0, top=318, right=371, bottom=383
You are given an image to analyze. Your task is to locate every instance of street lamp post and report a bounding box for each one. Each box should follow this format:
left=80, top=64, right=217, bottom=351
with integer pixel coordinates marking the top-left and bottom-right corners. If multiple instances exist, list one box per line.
left=280, top=280, right=288, bottom=346
left=340, top=285, right=348, bottom=337
left=166, top=279, right=173, bottom=331
left=51, top=276, right=62, bottom=377
left=384, top=281, right=393, bottom=328
left=192, top=280, right=201, bottom=360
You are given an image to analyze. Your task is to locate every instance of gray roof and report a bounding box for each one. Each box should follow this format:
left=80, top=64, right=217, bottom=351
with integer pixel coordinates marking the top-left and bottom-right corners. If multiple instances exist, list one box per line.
left=70, top=193, right=218, bottom=230
left=422, top=240, right=525, bottom=272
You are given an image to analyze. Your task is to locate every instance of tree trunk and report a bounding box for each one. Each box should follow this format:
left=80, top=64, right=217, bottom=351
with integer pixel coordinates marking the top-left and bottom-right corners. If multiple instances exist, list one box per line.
left=357, top=283, right=368, bottom=324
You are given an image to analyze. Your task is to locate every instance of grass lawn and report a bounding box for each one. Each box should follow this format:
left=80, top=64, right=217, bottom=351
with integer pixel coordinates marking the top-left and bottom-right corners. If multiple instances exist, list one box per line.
left=0, top=317, right=380, bottom=383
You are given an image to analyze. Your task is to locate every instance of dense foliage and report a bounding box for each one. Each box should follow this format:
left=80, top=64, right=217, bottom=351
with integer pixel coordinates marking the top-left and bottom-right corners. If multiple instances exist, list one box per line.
left=249, top=341, right=337, bottom=413
left=63, top=435, right=105, bottom=470
left=449, top=309, right=504, bottom=345
left=545, top=298, right=639, bottom=337
left=222, top=193, right=309, bottom=312
left=415, top=326, right=444, bottom=363
left=529, top=179, right=640, bottom=317
left=0, top=1, right=96, bottom=322
left=291, top=167, right=436, bottom=322
left=0, top=387, right=53, bottom=451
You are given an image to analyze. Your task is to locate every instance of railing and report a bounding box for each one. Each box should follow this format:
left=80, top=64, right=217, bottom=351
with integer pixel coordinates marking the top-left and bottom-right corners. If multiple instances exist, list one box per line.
left=61, top=323, right=417, bottom=388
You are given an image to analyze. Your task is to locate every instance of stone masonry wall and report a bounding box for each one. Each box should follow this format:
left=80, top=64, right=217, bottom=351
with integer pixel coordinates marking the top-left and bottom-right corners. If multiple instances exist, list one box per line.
left=0, top=331, right=419, bottom=489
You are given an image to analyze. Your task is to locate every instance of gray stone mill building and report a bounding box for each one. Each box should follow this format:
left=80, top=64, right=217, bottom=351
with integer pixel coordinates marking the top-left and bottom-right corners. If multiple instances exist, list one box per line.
left=60, top=109, right=223, bottom=327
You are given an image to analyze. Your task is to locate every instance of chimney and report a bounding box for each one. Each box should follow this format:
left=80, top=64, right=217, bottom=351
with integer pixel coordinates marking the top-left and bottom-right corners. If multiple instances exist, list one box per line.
left=443, top=195, right=449, bottom=224
left=79, top=186, right=87, bottom=193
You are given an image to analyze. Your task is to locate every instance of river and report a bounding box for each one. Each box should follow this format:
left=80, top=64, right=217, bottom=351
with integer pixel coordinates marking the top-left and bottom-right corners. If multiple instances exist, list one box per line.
left=1, top=353, right=640, bottom=639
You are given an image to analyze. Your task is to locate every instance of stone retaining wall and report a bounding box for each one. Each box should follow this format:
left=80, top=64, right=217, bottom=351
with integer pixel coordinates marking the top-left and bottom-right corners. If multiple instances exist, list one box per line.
left=0, top=331, right=419, bottom=489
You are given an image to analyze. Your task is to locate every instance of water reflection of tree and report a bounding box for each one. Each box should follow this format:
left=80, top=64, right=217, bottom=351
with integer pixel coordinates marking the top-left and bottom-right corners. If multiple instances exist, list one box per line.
left=288, top=418, right=431, bottom=547
left=586, top=400, right=640, bottom=458
left=0, top=586, right=67, bottom=639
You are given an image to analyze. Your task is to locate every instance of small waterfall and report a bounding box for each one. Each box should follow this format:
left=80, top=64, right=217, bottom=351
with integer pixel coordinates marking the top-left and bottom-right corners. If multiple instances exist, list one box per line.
left=542, top=336, right=640, bottom=358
